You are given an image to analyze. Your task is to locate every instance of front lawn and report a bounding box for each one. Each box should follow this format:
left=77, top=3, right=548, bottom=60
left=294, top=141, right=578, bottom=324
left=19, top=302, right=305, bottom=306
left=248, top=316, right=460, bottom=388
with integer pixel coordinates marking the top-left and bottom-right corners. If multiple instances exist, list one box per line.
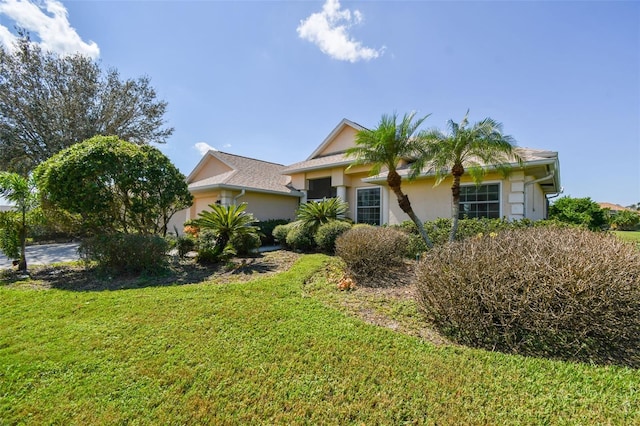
left=613, top=230, right=640, bottom=243
left=1, top=254, right=638, bottom=424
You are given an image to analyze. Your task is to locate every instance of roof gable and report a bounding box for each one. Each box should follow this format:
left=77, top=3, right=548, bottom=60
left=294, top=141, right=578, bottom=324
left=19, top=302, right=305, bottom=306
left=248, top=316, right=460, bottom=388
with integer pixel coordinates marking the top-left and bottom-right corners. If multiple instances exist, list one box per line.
left=306, top=118, right=366, bottom=160
left=187, top=151, right=302, bottom=197
left=187, top=151, right=234, bottom=183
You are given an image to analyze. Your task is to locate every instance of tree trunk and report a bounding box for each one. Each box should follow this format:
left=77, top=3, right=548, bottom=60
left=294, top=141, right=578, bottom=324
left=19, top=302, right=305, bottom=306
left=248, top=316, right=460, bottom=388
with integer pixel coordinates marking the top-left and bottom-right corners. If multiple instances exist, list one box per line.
left=387, top=170, right=433, bottom=249
left=18, top=207, right=27, bottom=272
left=449, top=165, right=464, bottom=242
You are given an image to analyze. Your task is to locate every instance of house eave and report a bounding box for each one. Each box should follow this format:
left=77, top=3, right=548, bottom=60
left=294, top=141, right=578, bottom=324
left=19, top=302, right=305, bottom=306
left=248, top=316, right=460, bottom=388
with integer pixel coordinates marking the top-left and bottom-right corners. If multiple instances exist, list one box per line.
left=189, top=183, right=304, bottom=198
left=282, top=159, right=353, bottom=175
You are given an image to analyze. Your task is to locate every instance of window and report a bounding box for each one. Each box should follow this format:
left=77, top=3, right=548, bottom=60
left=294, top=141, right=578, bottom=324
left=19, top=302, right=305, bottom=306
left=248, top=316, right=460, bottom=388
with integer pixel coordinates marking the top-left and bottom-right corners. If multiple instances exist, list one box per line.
left=459, top=183, right=500, bottom=219
left=307, top=177, right=336, bottom=200
left=357, top=187, right=381, bottom=225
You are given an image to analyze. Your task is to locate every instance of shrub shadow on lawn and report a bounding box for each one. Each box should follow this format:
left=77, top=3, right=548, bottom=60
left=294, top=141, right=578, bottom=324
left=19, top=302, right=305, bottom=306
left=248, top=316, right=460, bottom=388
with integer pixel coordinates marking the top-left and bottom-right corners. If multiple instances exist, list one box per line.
left=1, top=251, right=300, bottom=292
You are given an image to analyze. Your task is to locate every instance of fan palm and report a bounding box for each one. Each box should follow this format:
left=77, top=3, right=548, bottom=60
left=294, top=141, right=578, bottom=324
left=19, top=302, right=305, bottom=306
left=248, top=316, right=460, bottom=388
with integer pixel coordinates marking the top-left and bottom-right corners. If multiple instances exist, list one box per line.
left=419, top=111, right=522, bottom=242
left=196, top=203, right=259, bottom=256
left=346, top=112, right=433, bottom=248
left=0, top=172, right=37, bottom=272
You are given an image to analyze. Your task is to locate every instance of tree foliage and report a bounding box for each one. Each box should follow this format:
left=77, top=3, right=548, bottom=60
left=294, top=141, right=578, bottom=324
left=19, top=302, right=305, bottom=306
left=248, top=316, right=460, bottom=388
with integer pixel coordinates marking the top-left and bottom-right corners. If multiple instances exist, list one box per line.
left=548, top=197, right=607, bottom=231
left=0, top=172, right=38, bottom=271
left=609, top=209, right=640, bottom=231
left=34, top=136, right=192, bottom=235
left=346, top=112, right=434, bottom=248
left=0, top=35, right=173, bottom=174
left=420, top=111, right=521, bottom=241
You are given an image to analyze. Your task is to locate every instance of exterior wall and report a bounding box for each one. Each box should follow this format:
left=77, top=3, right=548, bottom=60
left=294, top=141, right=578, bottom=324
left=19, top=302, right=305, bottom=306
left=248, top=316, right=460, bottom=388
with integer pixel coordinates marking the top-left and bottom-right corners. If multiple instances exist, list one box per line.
left=188, top=189, right=298, bottom=223
left=525, top=179, right=548, bottom=220
left=190, top=156, right=233, bottom=182
left=237, top=192, right=299, bottom=221
left=167, top=208, right=189, bottom=235
left=319, top=126, right=359, bottom=155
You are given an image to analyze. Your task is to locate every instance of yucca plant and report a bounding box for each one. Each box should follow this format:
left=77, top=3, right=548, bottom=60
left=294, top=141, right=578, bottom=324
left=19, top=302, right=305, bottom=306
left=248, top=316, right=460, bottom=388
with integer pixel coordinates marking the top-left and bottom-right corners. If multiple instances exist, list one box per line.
left=295, top=197, right=350, bottom=234
left=196, top=203, right=260, bottom=259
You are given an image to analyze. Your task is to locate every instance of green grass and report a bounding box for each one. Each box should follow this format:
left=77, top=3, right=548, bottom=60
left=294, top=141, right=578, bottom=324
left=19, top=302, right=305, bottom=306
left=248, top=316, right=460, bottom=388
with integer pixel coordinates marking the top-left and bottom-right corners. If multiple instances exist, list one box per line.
left=613, top=230, right=640, bottom=243
left=1, top=254, right=639, bottom=424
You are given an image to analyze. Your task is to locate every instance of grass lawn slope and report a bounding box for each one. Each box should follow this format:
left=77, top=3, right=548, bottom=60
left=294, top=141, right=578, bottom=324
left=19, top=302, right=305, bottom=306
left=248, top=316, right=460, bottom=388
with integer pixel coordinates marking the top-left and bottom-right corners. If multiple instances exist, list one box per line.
left=1, top=254, right=639, bottom=424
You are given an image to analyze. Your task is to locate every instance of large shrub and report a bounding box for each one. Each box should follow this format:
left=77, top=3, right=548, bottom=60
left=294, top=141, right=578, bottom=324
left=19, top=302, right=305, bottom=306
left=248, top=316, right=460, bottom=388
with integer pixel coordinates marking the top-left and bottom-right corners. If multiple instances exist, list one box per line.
left=609, top=210, right=640, bottom=231
left=548, top=196, right=607, bottom=231
left=230, top=232, right=262, bottom=255
left=79, top=234, right=169, bottom=275
left=335, top=225, right=409, bottom=285
left=415, top=227, right=640, bottom=367
left=315, top=220, right=352, bottom=254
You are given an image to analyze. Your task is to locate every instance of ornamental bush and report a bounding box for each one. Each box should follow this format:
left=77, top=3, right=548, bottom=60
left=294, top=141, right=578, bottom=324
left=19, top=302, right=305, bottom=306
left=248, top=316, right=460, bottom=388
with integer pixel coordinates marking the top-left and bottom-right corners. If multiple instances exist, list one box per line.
left=335, top=225, right=409, bottom=285
left=285, top=222, right=315, bottom=252
left=79, top=233, right=169, bottom=275
left=273, top=223, right=293, bottom=247
left=414, top=227, right=640, bottom=367
left=315, top=220, right=352, bottom=254
left=257, top=219, right=290, bottom=245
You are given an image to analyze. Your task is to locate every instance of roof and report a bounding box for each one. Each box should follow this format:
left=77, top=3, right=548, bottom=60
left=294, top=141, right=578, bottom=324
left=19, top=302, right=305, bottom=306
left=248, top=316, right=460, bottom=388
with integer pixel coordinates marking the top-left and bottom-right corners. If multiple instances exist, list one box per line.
left=188, top=151, right=303, bottom=197
left=362, top=147, right=561, bottom=192
left=598, top=202, right=636, bottom=212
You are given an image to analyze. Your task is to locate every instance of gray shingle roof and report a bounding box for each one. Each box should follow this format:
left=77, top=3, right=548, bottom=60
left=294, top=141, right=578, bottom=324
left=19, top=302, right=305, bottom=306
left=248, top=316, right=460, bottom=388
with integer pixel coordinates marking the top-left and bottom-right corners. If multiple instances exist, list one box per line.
left=188, top=151, right=302, bottom=196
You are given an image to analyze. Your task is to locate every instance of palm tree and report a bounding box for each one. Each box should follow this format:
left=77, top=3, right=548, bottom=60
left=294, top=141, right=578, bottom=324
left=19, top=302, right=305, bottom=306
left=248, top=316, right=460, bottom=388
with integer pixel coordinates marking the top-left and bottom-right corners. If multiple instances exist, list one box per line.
left=0, top=172, right=37, bottom=272
left=420, top=111, right=521, bottom=242
left=346, top=112, right=433, bottom=248
left=196, top=203, right=260, bottom=257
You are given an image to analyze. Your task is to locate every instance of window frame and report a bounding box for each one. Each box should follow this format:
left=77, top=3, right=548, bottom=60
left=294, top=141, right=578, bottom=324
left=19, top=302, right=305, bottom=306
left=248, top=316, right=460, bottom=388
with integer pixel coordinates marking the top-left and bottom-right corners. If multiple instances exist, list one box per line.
left=458, top=181, right=502, bottom=219
left=356, top=186, right=382, bottom=226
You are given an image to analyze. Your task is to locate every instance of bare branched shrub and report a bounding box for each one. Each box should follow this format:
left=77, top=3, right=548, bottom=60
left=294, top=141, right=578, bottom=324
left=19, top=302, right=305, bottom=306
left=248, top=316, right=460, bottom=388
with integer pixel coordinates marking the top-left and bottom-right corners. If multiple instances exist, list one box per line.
left=335, top=225, right=409, bottom=286
left=415, top=227, right=640, bottom=367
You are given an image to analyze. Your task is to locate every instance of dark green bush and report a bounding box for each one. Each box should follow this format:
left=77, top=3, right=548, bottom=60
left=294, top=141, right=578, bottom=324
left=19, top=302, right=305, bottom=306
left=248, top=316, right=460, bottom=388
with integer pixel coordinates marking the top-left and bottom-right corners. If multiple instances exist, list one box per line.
left=175, top=235, right=196, bottom=257
left=548, top=196, right=607, bottom=230
left=335, top=225, right=409, bottom=285
left=257, top=219, right=290, bottom=245
left=315, top=220, right=352, bottom=254
left=415, top=227, right=640, bottom=367
left=610, top=210, right=640, bottom=231
left=79, top=233, right=169, bottom=275
left=230, top=232, right=261, bottom=255
left=285, top=222, right=315, bottom=252
left=273, top=223, right=293, bottom=247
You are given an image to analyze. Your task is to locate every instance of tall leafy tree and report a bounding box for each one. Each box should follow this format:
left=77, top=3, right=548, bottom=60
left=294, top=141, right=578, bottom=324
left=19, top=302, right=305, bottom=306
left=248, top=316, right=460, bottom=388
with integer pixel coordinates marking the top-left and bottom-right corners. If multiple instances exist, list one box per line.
left=420, top=111, right=521, bottom=242
left=0, top=172, right=37, bottom=272
left=346, top=112, right=434, bottom=248
left=0, top=34, right=173, bottom=175
left=34, top=136, right=192, bottom=236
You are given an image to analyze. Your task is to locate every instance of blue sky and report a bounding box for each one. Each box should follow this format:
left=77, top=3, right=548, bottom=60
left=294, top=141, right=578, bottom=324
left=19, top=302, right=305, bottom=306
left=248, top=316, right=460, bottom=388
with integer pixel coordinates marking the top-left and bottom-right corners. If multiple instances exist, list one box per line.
left=1, top=0, right=638, bottom=206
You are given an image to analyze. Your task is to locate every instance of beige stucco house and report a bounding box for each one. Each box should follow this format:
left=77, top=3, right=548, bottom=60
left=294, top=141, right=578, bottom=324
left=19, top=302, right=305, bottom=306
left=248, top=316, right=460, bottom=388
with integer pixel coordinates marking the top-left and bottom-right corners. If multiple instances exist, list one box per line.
left=173, top=118, right=560, bottom=233
left=283, top=119, right=561, bottom=226
left=167, top=151, right=303, bottom=232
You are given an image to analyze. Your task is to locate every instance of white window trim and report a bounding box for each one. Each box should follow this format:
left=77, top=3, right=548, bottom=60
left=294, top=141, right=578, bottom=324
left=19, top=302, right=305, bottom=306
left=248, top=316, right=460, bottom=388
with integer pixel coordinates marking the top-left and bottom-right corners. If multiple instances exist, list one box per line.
left=459, top=181, right=502, bottom=219
left=355, top=186, right=382, bottom=225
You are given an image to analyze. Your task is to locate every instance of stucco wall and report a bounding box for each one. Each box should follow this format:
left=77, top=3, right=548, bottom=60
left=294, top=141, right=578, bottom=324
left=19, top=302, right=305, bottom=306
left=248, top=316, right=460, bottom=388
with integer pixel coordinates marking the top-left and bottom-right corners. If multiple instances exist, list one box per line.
left=190, top=156, right=232, bottom=183
left=319, top=126, right=359, bottom=155
left=237, top=192, right=299, bottom=221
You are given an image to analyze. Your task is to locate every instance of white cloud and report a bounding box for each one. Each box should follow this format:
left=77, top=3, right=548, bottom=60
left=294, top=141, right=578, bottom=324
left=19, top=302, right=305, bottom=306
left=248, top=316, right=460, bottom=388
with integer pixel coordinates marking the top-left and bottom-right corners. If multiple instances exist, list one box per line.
left=0, top=0, right=99, bottom=58
left=194, top=142, right=216, bottom=156
left=297, top=0, right=383, bottom=63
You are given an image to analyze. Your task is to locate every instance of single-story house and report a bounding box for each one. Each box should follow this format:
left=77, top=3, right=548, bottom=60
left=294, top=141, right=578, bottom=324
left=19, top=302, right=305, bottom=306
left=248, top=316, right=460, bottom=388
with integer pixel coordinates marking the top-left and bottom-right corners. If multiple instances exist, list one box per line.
left=173, top=118, right=561, bottom=233
left=167, top=150, right=303, bottom=232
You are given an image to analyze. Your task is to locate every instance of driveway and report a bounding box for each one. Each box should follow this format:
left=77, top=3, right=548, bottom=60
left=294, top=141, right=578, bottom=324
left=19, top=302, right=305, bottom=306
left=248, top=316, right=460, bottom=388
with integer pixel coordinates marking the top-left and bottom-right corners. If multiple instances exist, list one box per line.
left=0, top=242, right=81, bottom=269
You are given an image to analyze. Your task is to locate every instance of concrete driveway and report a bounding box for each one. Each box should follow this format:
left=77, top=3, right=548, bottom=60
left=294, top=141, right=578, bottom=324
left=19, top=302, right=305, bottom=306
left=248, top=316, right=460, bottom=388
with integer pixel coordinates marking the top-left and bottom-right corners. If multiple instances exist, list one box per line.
left=0, top=242, right=81, bottom=269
